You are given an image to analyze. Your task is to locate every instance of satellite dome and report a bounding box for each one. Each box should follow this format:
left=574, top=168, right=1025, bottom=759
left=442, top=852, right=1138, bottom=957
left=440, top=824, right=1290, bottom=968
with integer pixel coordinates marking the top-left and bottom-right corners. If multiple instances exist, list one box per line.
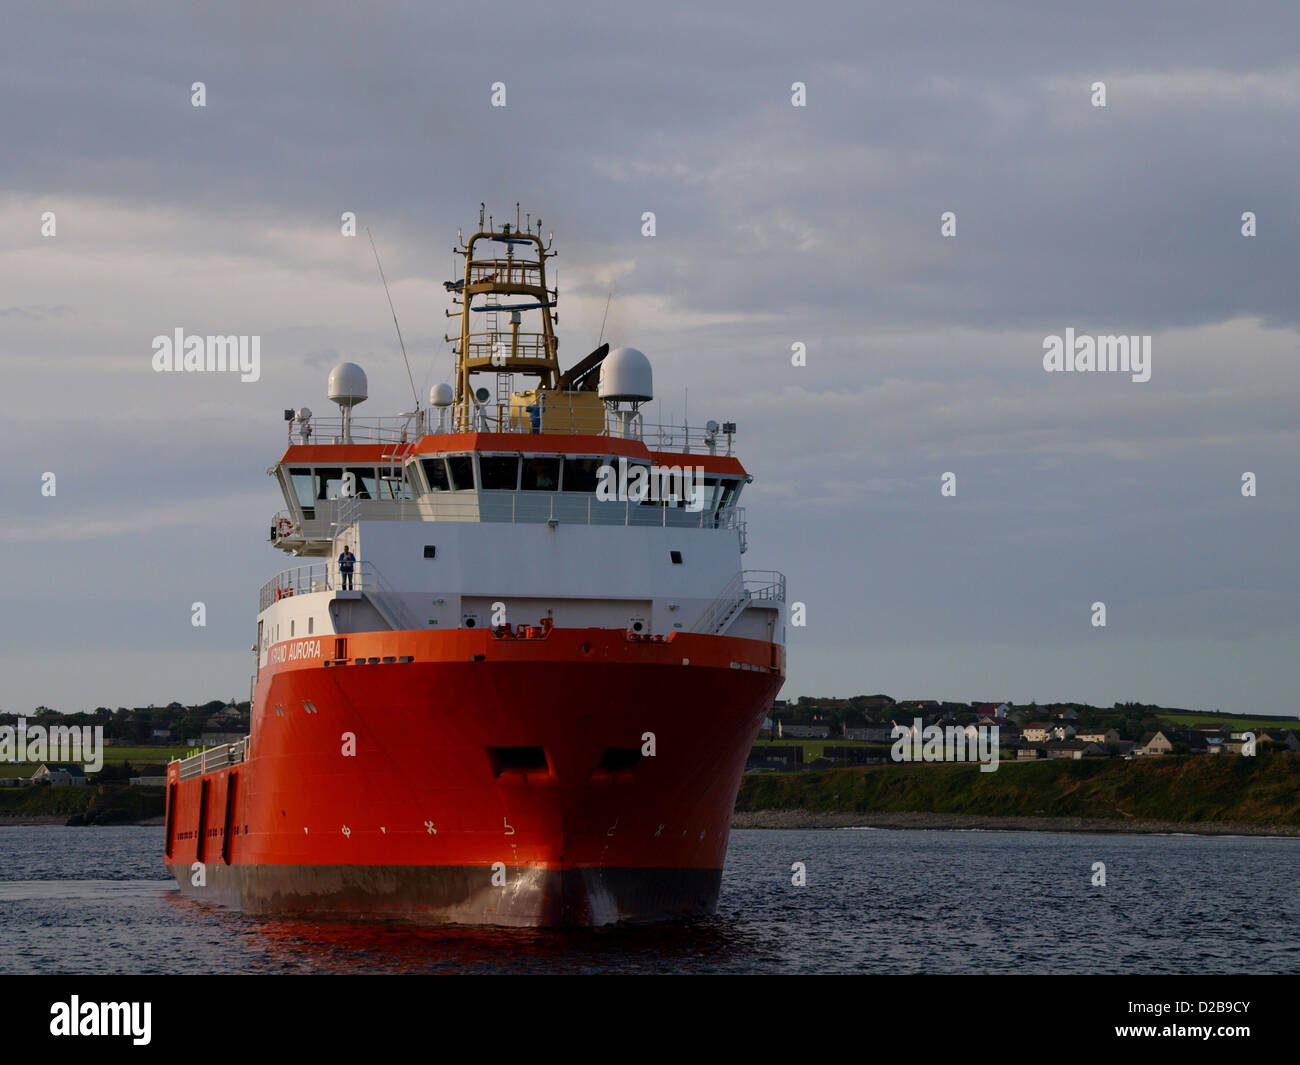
left=598, top=347, right=653, bottom=402
left=327, top=363, right=368, bottom=407
left=430, top=383, right=454, bottom=408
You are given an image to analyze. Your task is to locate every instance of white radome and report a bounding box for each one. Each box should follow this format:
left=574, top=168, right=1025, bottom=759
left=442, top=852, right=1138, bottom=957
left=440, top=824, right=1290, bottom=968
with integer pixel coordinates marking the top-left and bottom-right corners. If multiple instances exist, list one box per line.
left=328, top=362, right=368, bottom=407
left=430, top=383, right=454, bottom=408
left=598, top=346, right=653, bottom=402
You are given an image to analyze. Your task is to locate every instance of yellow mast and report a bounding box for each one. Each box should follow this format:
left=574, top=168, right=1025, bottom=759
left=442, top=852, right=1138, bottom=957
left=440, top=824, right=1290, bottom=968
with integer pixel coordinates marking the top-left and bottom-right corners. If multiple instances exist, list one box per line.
left=446, top=203, right=559, bottom=431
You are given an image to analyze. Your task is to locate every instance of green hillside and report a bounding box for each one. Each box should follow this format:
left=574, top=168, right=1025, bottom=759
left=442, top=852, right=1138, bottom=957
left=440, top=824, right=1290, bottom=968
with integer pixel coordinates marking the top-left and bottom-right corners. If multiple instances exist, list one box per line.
left=738, top=752, right=1300, bottom=825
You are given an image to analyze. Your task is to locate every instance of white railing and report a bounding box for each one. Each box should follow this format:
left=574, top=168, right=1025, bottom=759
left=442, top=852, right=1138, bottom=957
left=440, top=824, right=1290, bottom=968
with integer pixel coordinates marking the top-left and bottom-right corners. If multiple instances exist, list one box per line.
left=730, top=505, right=748, bottom=553
left=353, top=561, right=420, bottom=631
left=276, top=494, right=746, bottom=533
left=257, top=560, right=418, bottom=629
left=743, top=570, right=786, bottom=603
left=173, top=737, right=249, bottom=781
left=337, top=495, right=361, bottom=534
left=691, top=571, right=747, bottom=634
left=259, top=563, right=330, bottom=611
left=691, top=569, right=787, bottom=635
left=287, top=416, right=422, bottom=445
left=285, top=407, right=737, bottom=456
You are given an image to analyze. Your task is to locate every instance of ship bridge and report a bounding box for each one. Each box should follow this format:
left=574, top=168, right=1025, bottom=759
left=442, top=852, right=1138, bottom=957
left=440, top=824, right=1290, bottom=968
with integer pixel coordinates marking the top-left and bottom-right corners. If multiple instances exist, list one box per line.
left=268, top=425, right=750, bottom=556
left=251, top=205, right=782, bottom=674
left=268, top=203, right=751, bottom=555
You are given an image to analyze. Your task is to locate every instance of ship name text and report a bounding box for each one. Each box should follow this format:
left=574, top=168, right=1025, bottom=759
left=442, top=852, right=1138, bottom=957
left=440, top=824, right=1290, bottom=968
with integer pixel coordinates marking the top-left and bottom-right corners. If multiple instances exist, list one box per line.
left=269, top=638, right=322, bottom=664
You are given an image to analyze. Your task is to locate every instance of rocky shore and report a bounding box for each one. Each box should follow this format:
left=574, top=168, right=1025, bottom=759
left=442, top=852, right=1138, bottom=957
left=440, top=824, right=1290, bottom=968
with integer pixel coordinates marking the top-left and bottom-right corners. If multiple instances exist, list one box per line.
left=732, top=809, right=1300, bottom=836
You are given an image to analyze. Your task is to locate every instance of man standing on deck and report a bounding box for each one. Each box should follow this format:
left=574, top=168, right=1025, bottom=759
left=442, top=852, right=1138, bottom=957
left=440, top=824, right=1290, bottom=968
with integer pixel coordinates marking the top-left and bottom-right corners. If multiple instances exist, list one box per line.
left=338, top=544, right=356, bottom=590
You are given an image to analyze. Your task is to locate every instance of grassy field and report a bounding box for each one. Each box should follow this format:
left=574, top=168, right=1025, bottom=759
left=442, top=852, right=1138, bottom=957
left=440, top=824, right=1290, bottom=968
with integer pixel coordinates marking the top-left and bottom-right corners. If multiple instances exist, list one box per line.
left=738, top=751, right=1300, bottom=824
left=0, top=744, right=185, bottom=778
left=751, top=738, right=880, bottom=761
left=1157, top=713, right=1300, bottom=730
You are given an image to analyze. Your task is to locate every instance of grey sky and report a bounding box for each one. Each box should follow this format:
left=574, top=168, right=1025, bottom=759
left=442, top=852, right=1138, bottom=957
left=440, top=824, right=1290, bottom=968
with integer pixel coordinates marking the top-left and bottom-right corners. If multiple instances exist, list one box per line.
left=1, top=1, right=1297, bottom=714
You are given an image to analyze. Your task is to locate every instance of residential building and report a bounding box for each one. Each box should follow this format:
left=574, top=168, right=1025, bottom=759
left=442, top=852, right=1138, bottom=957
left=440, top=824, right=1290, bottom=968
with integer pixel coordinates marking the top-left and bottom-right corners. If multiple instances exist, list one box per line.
left=1076, top=729, right=1120, bottom=745
left=843, top=725, right=894, bottom=742
left=199, top=730, right=246, bottom=746
left=778, top=723, right=830, bottom=740
left=973, top=702, right=1010, bottom=722
left=30, top=763, right=87, bottom=786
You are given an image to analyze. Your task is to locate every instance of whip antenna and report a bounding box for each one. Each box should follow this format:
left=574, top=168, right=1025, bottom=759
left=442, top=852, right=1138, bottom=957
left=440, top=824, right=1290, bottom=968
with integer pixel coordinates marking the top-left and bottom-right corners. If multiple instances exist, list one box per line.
left=367, top=227, right=420, bottom=409
left=597, top=292, right=612, bottom=346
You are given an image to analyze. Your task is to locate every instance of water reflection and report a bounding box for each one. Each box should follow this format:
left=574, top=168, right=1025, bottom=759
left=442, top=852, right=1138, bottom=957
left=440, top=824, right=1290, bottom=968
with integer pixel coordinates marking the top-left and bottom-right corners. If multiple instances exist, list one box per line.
left=161, top=890, right=765, bottom=974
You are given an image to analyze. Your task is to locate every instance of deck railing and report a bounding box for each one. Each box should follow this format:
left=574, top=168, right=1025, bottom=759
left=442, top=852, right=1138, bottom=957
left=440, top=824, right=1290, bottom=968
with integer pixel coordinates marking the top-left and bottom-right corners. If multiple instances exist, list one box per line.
left=290, top=409, right=737, bottom=456
left=173, top=737, right=249, bottom=781
left=274, top=496, right=746, bottom=542
left=691, top=569, right=787, bottom=634
left=257, top=560, right=419, bottom=629
left=743, top=570, right=786, bottom=603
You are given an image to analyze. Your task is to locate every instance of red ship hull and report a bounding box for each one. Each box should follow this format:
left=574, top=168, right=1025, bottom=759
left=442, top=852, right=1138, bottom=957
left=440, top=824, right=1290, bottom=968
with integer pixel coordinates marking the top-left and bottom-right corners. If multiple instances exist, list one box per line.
left=165, top=626, right=782, bottom=926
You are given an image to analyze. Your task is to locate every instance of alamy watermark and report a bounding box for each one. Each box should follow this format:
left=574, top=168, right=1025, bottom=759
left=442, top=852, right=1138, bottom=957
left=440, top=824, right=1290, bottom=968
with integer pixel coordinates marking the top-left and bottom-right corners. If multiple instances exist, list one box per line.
left=50, top=997, right=150, bottom=1045
left=151, top=328, right=261, bottom=382
left=0, top=718, right=104, bottom=773
left=595, top=457, right=707, bottom=510
left=891, top=718, right=1000, bottom=773
left=1043, top=328, right=1151, bottom=383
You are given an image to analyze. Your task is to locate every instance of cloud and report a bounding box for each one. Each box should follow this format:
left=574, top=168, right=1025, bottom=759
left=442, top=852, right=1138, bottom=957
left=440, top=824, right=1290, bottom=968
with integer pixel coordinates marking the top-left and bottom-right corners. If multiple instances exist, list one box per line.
left=1, top=1, right=1298, bottom=713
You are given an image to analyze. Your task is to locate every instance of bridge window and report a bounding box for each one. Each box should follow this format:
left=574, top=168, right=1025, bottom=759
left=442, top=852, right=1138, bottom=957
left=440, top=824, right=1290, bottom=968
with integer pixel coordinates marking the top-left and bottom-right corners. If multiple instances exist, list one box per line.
left=288, top=468, right=315, bottom=518
left=698, top=476, right=722, bottom=515
left=421, top=459, right=450, bottom=492
left=562, top=457, right=603, bottom=493
left=718, top=479, right=740, bottom=513
left=480, top=455, right=520, bottom=491
left=521, top=456, right=559, bottom=491
left=629, top=461, right=658, bottom=505
left=316, top=467, right=345, bottom=500
left=446, top=455, right=475, bottom=491
left=379, top=471, right=412, bottom=500
left=344, top=467, right=378, bottom=500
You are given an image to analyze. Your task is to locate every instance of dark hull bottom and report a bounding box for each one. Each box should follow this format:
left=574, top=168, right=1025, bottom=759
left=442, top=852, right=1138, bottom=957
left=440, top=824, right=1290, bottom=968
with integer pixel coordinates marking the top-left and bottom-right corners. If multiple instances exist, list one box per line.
left=168, top=863, right=722, bottom=928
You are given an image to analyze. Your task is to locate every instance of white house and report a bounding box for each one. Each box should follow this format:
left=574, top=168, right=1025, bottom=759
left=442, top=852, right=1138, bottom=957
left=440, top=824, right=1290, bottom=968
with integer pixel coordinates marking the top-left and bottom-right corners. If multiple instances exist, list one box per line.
left=30, top=763, right=87, bottom=787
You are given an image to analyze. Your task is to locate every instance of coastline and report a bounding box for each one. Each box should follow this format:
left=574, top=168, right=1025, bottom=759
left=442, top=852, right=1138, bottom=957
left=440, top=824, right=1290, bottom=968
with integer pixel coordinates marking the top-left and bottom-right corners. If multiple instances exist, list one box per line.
left=731, top=809, right=1300, bottom=837
left=0, top=814, right=164, bottom=827
left=6, top=811, right=1298, bottom=836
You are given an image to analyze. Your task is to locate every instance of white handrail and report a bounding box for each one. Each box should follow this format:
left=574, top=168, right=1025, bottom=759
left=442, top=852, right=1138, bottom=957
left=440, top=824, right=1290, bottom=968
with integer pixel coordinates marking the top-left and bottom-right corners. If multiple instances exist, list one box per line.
left=690, top=570, right=787, bottom=634
left=287, top=409, right=737, bottom=455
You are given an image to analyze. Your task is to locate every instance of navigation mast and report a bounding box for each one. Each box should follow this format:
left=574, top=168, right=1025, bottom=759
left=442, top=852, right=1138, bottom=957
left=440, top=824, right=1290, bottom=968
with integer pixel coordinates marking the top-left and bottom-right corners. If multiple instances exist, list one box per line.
left=445, top=203, right=559, bottom=431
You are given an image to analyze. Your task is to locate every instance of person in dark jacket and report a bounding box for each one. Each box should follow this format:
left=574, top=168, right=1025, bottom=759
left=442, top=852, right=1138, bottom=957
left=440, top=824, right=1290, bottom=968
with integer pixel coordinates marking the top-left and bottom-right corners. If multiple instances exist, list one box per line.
left=338, top=545, right=356, bottom=590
